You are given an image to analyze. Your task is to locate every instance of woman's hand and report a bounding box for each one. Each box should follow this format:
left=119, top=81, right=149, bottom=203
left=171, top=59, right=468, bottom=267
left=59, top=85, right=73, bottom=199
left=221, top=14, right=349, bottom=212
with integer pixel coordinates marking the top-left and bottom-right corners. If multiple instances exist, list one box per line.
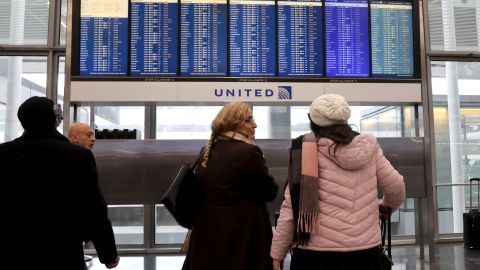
left=379, top=205, right=392, bottom=220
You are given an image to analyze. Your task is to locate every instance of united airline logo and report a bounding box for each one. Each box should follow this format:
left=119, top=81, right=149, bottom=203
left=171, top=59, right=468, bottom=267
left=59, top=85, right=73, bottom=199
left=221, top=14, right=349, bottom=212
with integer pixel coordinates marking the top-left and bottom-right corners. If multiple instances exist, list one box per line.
left=213, top=86, right=293, bottom=100
left=278, top=86, right=292, bottom=100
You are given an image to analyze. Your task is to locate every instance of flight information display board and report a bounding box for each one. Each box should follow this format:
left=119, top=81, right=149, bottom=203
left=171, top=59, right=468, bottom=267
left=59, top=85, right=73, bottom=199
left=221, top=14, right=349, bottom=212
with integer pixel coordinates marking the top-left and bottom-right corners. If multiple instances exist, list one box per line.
left=229, top=0, right=276, bottom=76
left=79, top=0, right=128, bottom=76
left=180, top=0, right=228, bottom=76
left=130, top=0, right=178, bottom=76
left=325, top=0, right=369, bottom=78
left=277, top=0, right=323, bottom=77
left=73, top=0, right=419, bottom=80
left=370, top=1, right=414, bottom=78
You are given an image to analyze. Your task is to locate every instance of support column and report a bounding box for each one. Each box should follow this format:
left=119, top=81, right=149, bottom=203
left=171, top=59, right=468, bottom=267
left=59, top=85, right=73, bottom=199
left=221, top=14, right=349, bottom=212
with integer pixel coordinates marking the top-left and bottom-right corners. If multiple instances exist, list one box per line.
left=4, top=0, right=25, bottom=141
left=442, top=0, right=464, bottom=233
left=446, top=62, right=465, bottom=233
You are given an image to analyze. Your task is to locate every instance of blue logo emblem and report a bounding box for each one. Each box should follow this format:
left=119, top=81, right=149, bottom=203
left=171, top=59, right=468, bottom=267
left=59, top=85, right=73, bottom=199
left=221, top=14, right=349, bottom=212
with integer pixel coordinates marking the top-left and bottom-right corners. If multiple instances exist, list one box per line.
left=278, top=86, right=292, bottom=100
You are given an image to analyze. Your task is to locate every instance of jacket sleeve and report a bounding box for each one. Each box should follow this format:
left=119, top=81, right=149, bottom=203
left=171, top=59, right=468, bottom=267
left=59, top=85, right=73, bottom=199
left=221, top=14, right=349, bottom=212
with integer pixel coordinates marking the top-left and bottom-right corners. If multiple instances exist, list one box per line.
left=375, top=144, right=406, bottom=212
left=247, top=145, right=279, bottom=202
left=271, top=185, right=295, bottom=260
left=81, top=150, right=118, bottom=264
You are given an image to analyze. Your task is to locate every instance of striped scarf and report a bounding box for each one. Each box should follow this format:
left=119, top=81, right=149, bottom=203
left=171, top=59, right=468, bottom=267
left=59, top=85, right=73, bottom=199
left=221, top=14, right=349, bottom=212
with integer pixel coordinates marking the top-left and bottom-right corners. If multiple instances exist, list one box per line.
left=288, top=132, right=319, bottom=246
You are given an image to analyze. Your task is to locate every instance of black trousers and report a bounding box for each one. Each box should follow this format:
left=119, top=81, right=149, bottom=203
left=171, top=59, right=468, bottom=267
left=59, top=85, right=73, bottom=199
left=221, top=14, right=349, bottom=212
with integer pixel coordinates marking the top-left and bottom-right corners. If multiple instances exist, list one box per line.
left=290, top=246, right=382, bottom=270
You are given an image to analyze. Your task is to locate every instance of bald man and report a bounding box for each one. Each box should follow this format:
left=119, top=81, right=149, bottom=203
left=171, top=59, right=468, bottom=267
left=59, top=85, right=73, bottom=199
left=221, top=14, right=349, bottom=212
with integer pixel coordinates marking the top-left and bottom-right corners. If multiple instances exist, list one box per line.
left=69, top=122, right=96, bottom=150
left=68, top=122, right=97, bottom=264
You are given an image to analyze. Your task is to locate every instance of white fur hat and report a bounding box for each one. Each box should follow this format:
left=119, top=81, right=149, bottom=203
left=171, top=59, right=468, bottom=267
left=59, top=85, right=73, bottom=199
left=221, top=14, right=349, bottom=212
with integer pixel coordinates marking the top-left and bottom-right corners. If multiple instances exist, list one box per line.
left=309, top=94, right=351, bottom=127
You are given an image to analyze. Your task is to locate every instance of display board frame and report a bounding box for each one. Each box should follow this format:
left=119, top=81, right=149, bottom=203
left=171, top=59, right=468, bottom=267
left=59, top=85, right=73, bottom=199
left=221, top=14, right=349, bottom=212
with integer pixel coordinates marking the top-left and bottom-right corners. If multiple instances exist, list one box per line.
left=68, top=0, right=423, bottom=103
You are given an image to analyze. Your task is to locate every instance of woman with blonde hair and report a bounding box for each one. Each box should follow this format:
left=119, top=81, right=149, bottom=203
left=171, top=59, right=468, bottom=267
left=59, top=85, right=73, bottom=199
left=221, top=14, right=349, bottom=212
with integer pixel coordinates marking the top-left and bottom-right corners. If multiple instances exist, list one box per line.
left=183, top=102, right=278, bottom=270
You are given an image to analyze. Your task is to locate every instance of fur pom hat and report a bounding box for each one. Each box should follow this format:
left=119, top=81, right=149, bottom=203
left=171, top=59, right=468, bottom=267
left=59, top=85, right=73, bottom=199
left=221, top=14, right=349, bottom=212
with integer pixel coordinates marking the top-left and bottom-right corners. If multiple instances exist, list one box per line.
left=309, top=94, right=351, bottom=127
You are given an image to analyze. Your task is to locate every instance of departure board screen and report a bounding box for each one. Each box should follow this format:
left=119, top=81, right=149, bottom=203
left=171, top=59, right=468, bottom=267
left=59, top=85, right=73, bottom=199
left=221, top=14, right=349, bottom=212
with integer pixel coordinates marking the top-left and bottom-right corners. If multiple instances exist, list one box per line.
left=180, top=0, right=227, bottom=76
left=130, top=0, right=178, bottom=76
left=74, top=0, right=419, bottom=80
left=79, top=0, right=128, bottom=76
left=230, top=0, right=276, bottom=76
left=277, top=0, right=323, bottom=77
left=371, top=1, right=413, bottom=78
left=325, top=0, right=369, bottom=78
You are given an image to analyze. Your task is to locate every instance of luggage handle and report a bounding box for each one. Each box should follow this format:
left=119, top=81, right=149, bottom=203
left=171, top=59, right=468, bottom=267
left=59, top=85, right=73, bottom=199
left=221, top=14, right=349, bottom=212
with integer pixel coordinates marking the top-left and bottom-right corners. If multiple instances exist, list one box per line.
left=379, top=206, right=392, bottom=260
left=469, top=178, right=480, bottom=210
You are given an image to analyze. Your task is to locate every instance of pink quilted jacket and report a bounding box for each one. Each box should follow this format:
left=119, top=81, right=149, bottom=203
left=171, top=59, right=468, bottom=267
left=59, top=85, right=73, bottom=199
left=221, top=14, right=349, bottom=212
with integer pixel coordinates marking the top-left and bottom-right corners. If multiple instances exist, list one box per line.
left=271, top=134, right=405, bottom=260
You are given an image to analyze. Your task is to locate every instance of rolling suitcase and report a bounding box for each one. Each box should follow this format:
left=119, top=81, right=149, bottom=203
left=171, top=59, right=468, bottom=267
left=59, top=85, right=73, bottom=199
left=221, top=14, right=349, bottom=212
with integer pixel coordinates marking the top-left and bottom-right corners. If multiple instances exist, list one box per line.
left=463, top=178, right=480, bottom=249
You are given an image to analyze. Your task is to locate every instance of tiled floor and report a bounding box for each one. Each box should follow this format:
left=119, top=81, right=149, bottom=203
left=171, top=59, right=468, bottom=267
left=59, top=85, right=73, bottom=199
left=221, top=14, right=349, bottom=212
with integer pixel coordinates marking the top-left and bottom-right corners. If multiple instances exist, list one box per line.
left=87, top=243, right=480, bottom=270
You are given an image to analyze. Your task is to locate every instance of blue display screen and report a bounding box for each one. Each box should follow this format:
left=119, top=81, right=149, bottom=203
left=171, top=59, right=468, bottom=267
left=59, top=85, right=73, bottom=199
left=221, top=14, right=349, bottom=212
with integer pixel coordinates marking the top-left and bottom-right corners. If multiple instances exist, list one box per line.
left=229, top=0, right=276, bottom=76
left=80, top=17, right=128, bottom=76
left=76, top=0, right=417, bottom=79
left=325, top=0, right=369, bottom=78
left=277, top=0, right=323, bottom=77
left=180, top=0, right=228, bottom=76
left=371, top=0, right=414, bottom=78
left=130, top=0, right=178, bottom=76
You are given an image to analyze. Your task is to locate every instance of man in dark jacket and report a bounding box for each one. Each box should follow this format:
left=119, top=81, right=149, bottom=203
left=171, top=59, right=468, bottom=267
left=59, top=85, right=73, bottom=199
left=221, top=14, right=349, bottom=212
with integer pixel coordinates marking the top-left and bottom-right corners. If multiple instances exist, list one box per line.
left=0, top=96, right=119, bottom=270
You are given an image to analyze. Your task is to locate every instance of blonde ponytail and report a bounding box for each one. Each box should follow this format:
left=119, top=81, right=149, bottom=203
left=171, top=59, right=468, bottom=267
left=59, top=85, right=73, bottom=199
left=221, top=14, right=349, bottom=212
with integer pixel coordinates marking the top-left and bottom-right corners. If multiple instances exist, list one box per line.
left=202, top=133, right=216, bottom=168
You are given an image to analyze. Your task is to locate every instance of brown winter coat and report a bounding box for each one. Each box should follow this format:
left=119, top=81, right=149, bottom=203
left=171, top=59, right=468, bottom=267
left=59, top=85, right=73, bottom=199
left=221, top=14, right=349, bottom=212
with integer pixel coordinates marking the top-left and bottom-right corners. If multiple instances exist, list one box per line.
left=183, top=138, right=278, bottom=270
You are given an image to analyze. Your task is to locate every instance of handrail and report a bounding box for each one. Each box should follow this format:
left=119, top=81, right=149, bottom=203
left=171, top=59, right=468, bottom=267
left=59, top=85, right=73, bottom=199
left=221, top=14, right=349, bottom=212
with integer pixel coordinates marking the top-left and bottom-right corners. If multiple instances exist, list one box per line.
left=435, top=183, right=480, bottom=187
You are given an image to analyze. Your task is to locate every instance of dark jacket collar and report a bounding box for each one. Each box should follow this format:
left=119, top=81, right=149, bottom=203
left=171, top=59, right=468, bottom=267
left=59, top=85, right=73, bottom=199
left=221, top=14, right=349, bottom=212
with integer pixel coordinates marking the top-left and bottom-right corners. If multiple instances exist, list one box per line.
left=18, top=129, right=69, bottom=142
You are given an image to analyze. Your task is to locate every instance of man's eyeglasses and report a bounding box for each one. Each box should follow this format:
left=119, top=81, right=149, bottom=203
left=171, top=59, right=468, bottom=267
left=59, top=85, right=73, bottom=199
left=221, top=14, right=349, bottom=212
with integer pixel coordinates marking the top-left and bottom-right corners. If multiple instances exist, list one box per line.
left=53, top=104, right=64, bottom=127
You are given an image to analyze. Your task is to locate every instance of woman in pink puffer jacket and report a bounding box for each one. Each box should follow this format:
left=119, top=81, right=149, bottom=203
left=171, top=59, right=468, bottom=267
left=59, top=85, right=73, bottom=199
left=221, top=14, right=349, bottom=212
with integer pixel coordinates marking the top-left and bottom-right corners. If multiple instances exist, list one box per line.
left=271, top=94, right=405, bottom=270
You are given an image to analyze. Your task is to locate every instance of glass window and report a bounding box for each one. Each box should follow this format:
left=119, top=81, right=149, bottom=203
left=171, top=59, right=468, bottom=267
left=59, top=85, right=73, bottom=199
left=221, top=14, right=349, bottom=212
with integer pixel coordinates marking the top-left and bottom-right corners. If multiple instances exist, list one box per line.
left=291, top=106, right=310, bottom=138
left=252, top=106, right=271, bottom=139
left=155, top=106, right=273, bottom=139
left=403, top=106, right=424, bottom=137
left=95, top=106, right=145, bottom=139
left=155, top=205, right=188, bottom=245
left=292, top=106, right=402, bottom=138
left=155, top=257, right=185, bottom=269
left=0, top=56, right=47, bottom=143
left=56, top=56, right=65, bottom=132
left=72, top=105, right=92, bottom=125
left=156, top=106, right=221, bottom=139
left=108, top=205, right=144, bottom=245
left=60, top=0, right=67, bottom=45
left=155, top=105, right=417, bottom=140
left=0, top=0, right=49, bottom=45
left=57, top=56, right=65, bottom=105
left=428, top=0, right=480, bottom=52
left=153, top=104, right=417, bottom=240
left=431, top=60, right=480, bottom=234
left=360, top=107, right=402, bottom=137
